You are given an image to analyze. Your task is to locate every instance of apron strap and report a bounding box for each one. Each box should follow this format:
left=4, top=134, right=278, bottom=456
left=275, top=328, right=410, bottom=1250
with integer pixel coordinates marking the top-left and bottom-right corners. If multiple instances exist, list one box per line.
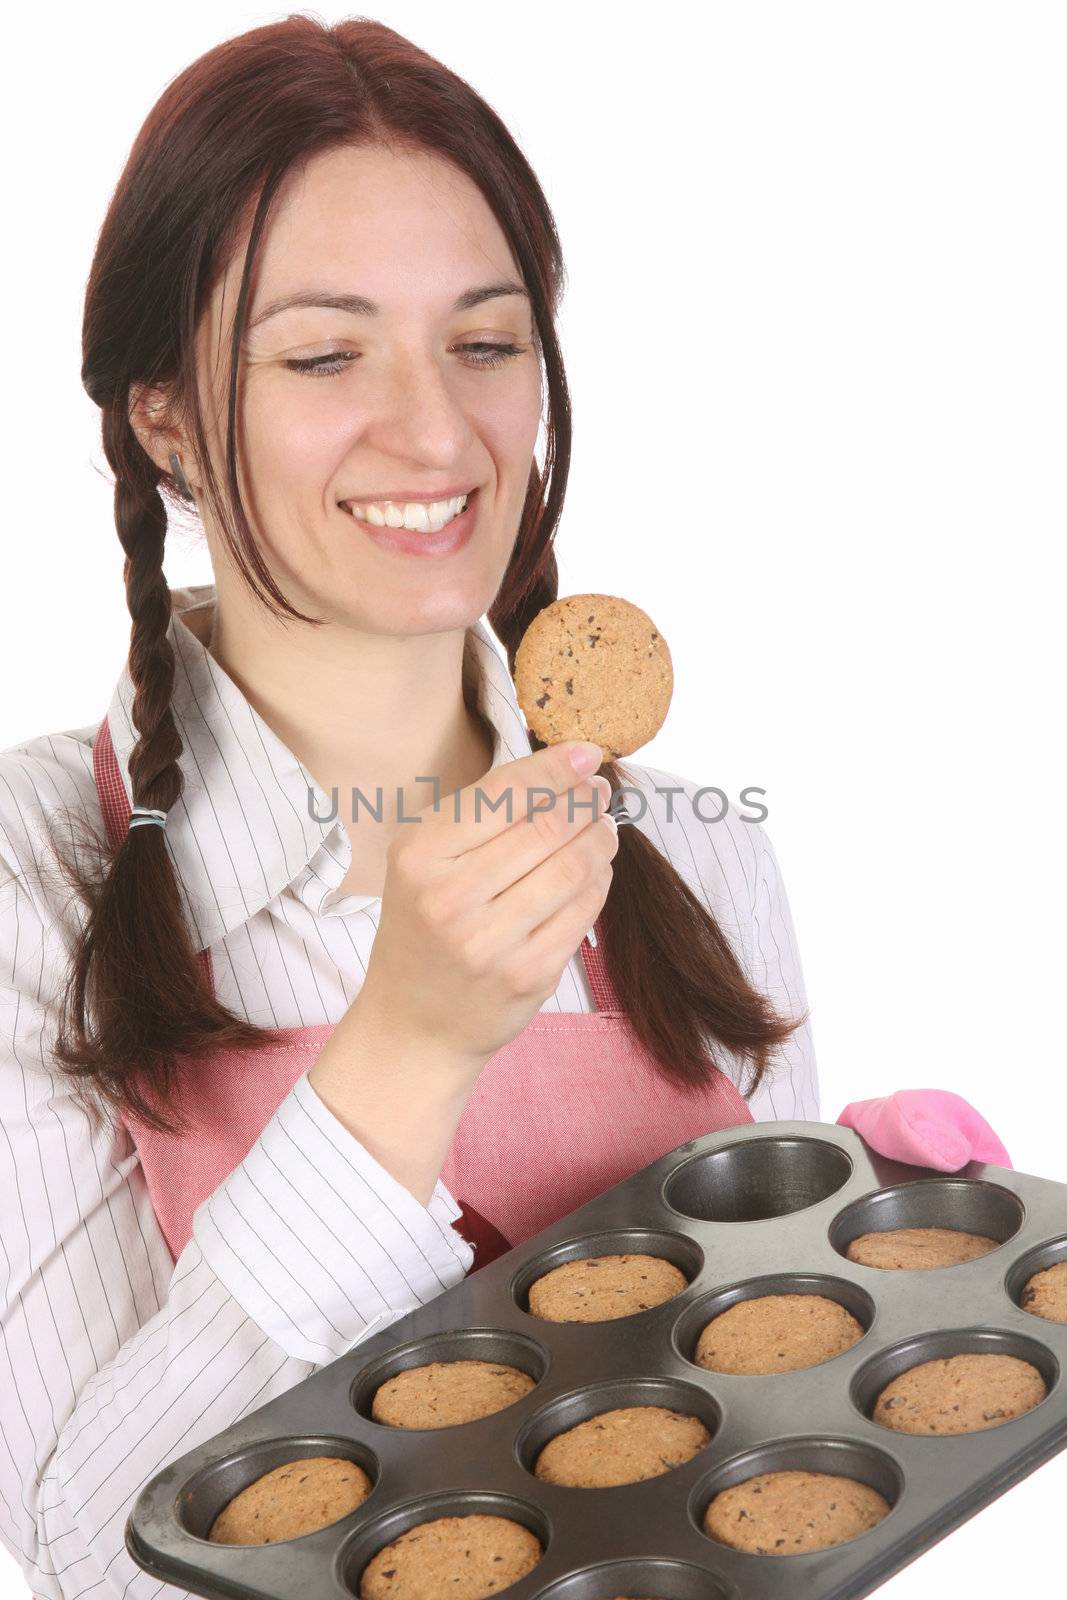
left=91, top=714, right=132, bottom=855
left=578, top=917, right=623, bottom=1011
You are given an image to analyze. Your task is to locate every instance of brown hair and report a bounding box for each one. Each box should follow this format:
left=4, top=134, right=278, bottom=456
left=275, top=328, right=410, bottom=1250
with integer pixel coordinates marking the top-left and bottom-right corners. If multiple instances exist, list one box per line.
left=54, top=13, right=806, bottom=1137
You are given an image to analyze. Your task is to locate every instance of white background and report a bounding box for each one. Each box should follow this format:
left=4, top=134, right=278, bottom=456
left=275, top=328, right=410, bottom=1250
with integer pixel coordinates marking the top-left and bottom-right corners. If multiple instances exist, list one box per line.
left=1, top=2, right=1064, bottom=1596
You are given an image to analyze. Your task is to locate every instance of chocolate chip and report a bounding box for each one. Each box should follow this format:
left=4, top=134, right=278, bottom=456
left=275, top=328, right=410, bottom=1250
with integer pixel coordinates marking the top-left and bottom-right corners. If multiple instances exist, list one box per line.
left=535, top=693, right=550, bottom=708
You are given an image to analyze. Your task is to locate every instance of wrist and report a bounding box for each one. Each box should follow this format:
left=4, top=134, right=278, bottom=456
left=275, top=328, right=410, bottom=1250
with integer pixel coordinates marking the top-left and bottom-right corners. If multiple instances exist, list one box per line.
left=313, top=990, right=487, bottom=1095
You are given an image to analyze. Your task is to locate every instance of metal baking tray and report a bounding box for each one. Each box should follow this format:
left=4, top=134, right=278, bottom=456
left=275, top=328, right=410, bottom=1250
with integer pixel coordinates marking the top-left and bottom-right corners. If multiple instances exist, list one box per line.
left=126, top=1118, right=1067, bottom=1600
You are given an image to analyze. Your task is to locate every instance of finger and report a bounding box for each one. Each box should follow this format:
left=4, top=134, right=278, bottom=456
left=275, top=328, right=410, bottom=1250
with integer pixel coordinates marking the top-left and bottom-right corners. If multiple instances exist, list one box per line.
left=485, top=807, right=619, bottom=944
left=513, top=851, right=615, bottom=970
left=452, top=773, right=611, bottom=906
left=427, top=740, right=604, bottom=859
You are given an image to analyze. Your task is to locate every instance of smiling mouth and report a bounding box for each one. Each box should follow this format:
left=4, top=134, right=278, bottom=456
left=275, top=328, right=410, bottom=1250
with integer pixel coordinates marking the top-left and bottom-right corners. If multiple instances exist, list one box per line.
left=340, top=486, right=479, bottom=533
left=337, top=485, right=482, bottom=555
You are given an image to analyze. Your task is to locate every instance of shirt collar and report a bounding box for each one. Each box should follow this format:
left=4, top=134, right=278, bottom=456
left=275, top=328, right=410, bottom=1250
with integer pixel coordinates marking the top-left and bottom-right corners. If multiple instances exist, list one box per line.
left=103, top=583, right=533, bottom=953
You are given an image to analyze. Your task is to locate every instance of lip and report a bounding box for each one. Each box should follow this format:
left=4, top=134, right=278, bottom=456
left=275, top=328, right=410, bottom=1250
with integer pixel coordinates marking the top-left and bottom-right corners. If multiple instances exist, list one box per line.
left=339, top=483, right=480, bottom=508
left=342, top=485, right=480, bottom=557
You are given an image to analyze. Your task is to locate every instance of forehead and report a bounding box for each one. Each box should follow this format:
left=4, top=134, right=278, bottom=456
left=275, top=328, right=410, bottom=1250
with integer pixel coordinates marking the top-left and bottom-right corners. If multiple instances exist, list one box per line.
left=214, top=142, right=518, bottom=326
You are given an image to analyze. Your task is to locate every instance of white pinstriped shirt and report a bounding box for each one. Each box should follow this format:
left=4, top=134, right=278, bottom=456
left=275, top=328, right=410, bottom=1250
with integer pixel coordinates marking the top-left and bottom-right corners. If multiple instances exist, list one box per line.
left=0, top=583, right=818, bottom=1598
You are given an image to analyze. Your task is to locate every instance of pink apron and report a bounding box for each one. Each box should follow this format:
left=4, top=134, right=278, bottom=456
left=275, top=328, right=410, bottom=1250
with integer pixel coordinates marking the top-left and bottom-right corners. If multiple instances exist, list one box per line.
left=92, top=715, right=753, bottom=1275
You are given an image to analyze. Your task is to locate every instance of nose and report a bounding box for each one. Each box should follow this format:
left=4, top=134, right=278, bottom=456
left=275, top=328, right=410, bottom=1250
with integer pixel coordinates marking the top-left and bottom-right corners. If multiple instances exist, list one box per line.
left=357, top=347, right=475, bottom=468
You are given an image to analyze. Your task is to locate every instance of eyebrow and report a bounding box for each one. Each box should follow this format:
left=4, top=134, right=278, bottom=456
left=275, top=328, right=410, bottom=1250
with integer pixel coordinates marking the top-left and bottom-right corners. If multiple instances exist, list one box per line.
left=247, top=278, right=530, bottom=331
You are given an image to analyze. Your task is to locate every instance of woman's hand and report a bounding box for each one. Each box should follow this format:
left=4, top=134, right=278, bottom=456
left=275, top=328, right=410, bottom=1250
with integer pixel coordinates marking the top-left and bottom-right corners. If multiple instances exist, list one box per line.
left=836, top=1088, right=1013, bottom=1172
left=355, top=740, right=619, bottom=1067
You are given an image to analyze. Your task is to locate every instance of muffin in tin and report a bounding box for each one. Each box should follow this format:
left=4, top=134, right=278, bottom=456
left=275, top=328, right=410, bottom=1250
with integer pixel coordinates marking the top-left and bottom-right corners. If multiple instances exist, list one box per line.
left=704, top=1469, right=891, bottom=1555
left=873, top=1352, right=1047, bottom=1435
left=359, top=1513, right=542, bottom=1599
left=370, top=1359, right=535, bottom=1429
left=694, top=1292, right=864, bottom=1375
left=527, top=1253, right=687, bottom=1323
left=208, top=1457, right=372, bottom=1544
left=846, top=1226, right=999, bottom=1270
left=534, top=1405, right=710, bottom=1488
left=1020, top=1260, right=1067, bottom=1323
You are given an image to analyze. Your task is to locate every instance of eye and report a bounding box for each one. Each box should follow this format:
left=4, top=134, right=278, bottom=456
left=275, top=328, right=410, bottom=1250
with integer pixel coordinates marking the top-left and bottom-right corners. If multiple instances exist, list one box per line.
left=457, top=342, right=528, bottom=369
left=284, top=343, right=529, bottom=378
left=284, top=351, right=358, bottom=378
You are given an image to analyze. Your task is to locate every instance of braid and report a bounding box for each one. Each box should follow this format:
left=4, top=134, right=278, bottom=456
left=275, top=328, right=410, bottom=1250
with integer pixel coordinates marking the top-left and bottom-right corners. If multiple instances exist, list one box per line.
left=116, top=474, right=185, bottom=820
left=51, top=408, right=271, bottom=1136
left=489, top=513, right=801, bottom=1098
left=490, top=550, right=559, bottom=680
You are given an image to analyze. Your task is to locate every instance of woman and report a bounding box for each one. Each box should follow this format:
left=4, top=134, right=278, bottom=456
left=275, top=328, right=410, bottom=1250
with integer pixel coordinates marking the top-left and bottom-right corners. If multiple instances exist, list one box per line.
left=0, top=17, right=1009, bottom=1599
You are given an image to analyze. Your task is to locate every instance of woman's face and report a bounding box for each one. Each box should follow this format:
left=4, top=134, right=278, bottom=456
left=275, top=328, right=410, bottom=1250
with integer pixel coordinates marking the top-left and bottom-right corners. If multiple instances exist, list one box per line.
left=192, top=141, right=544, bottom=635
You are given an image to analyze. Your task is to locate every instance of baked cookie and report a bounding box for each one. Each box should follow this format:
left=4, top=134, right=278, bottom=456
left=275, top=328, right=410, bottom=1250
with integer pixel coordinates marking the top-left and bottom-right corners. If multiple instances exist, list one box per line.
left=704, top=1469, right=891, bottom=1555
left=208, top=1456, right=372, bottom=1544
left=370, top=1359, right=535, bottom=1429
left=1020, top=1260, right=1067, bottom=1323
left=359, top=1514, right=542, bottom=1599
left=873, top=1352, right=1047, bottom=1435
left=513, top=594, right=672, bottom=759
left=526, top=1253, right=687, bottom=1323
left=846, top=1226, right=999, bottom=1270
left=694, top=1293, right=865, bottom=1375
left=533, top=1405, right=710, bottom=1488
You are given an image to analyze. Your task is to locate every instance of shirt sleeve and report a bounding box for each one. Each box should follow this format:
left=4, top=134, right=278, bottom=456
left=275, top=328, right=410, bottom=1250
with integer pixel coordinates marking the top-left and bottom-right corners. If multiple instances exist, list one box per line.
left=743, top=824, right=822, bottom=1123
left=0, top=864, right=472, bottom=1600
left=192, top=1071, right=475, bottom=1364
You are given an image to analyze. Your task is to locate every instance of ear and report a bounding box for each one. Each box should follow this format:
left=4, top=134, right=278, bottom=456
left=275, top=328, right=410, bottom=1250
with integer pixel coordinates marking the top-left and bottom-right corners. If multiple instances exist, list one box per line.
left=128, top=381, right=196, bottom=491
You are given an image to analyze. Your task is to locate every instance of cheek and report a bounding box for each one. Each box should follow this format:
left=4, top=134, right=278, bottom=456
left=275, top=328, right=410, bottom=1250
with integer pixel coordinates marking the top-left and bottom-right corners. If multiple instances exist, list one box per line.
left=243, top=380, right=355, bottom=485
left=471, top=371, right=543, bottom=458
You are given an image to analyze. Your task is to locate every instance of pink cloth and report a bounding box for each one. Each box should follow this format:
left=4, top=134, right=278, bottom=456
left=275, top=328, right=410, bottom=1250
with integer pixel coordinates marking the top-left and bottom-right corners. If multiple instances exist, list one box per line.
left=836, top=1088, right=1012, bottom=1172
left=93, top=715, right=754, bottom=1271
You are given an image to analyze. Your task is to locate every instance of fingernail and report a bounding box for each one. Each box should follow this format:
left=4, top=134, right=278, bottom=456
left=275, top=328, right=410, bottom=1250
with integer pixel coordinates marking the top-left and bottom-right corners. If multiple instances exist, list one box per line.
left=568, top=741, right=602, bottom=774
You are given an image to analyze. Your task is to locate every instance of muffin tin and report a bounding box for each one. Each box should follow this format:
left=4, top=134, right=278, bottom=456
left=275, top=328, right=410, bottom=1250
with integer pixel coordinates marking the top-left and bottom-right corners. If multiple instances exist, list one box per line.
left=125, top=1118, right=1067, bottom=1600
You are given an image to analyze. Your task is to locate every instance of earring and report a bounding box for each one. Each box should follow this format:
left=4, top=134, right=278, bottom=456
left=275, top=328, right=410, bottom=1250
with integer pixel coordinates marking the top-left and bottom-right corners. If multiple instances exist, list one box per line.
left=168, top=451, right=196, bottom=503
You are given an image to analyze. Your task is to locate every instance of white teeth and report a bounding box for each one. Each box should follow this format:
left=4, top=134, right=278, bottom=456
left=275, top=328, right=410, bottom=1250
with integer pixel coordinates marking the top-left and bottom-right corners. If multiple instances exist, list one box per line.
left=347, top=493, right=469, bottom=533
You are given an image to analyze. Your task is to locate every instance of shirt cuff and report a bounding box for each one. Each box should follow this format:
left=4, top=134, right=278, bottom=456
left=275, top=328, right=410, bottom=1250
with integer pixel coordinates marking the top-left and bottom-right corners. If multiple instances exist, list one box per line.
left=192, top=1068, right=474, bottom=1364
